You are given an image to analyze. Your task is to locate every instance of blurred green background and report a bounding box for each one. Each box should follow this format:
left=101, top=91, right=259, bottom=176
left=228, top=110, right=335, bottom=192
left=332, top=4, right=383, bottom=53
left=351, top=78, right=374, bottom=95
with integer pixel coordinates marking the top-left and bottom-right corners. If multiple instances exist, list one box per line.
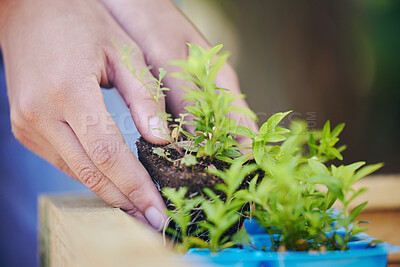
left=179, top=0, right=400, bottom=173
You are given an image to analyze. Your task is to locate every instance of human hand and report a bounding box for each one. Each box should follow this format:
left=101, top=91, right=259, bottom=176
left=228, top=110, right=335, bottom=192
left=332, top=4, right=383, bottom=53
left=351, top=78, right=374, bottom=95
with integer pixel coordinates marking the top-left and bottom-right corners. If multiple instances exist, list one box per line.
left=99, top=0, right=259, bottom=140
left=0, top=0, right=171, bottom=229
left=0, top=0, right=258, bottom=231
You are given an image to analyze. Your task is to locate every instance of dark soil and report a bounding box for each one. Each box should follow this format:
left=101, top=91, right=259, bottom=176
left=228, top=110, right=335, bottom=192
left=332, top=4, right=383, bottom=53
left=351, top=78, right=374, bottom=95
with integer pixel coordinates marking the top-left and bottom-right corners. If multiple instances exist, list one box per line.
left=136, top=137, right=257, bottom=240
left=136, top=137, right=229, bottom=197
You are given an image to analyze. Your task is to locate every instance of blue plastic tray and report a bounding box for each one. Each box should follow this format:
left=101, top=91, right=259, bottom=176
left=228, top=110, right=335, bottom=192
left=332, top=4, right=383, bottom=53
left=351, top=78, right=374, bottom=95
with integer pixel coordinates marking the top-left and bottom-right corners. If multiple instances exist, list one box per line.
left=182, top=219, right=400, bottom=267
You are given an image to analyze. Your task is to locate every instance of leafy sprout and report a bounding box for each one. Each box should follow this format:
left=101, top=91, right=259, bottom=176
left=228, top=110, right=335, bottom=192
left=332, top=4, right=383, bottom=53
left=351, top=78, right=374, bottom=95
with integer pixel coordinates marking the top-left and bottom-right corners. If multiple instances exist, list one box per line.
left=163, top=186, right=248, bottom=252
left=181, top=154, right=197, bottom=167
left=114, top=43, right=184, bottom=156
left=171, top=44, right=257, bottom=161
left=235, top=111, right=292, bottom=165
left=207, top=159, right=258, bottom=202
left=309, top=121, right=347, bottom=161
left=162, top=187, right=203, bottom=252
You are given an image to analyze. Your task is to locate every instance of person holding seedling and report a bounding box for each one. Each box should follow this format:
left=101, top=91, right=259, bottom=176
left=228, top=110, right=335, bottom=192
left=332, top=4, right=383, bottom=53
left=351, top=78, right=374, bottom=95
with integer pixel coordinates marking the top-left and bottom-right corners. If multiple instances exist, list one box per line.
left=0, top=0, right=257, bottom=266
left=127, top=43, right=382, bottom=253
left=0, top=0, right=386, bottom=266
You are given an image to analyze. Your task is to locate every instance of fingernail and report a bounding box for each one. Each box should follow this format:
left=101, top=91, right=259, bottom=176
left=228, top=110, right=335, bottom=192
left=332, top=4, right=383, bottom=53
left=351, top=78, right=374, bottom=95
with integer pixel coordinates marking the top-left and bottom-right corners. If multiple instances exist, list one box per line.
left=145, top=206, right=165, bottom=231
left=148, top=116, right=167, bottom=140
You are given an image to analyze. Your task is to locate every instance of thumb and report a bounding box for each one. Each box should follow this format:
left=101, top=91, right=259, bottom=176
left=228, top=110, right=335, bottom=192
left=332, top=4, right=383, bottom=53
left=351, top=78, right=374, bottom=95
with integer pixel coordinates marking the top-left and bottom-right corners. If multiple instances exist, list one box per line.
left=106, top=41, right=169, bottom=145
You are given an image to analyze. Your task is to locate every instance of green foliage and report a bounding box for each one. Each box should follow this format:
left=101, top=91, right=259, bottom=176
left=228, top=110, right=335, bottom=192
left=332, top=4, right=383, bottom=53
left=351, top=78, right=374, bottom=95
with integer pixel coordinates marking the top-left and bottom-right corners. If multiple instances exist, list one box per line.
left=152, top=147, right=171, bottom=160
left=164, top=117, right=382, bottom=252
left=207, top=159, right=258, bottom=201
left=197, top=188, right=246, bottom=251
left=181, top=154, right=197, bottom=167
left=118, top=42, right=383, bottom=253
left=328, top=161, right=384, bottom=249
left=231, top=228, right=251, bottom=245
left=163, top=186, right=248, bottom=252
left=234, top=120, right=383, bottom=251
left=309, top=121, right=347, bottom=162
left=239, top=111, right=292, bottom=165
left=162, top=160, right=258, bottom=252
left=172, top=44, right=257, bottom=160
left=162, top=187, right=204, bottom=252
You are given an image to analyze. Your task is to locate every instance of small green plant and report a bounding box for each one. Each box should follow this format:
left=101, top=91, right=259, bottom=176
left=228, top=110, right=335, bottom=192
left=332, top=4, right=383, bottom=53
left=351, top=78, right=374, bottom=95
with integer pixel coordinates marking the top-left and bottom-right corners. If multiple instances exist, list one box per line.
left=309, top=120, right=347, bottom=162
left=171, top=44, right=257, bottom=161
left=207, top=159, right=258, bottom=202
left=163, top=160, right=257, bottom=252
left=163, top=119, right=382, bottom=252
left=117, top=43, right=254, bottom=164
left=233, top=110, right=292, bottom=165
left=329, top=161, right=383, bottom=250
left=162, top=187, right=203, bottom=252
left=115, top=44, right=185, bottom=156
left=235, top=120, right=383, bottom=251
left=119, top=43, right=383, bottom=253
left=180, top=154, right=197, bottom=167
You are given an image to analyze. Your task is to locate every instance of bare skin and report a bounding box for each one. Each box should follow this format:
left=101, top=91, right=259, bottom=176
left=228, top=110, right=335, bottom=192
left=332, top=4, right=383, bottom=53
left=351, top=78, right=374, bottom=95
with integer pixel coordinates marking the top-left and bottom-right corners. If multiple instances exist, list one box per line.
left=0, top=0, right=258, bottom=230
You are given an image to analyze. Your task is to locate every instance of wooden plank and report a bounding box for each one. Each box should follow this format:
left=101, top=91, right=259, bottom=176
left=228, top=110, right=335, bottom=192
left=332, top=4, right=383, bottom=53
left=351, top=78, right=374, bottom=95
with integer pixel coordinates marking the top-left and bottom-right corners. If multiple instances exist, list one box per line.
left=39, top=194, right=183, bottom=267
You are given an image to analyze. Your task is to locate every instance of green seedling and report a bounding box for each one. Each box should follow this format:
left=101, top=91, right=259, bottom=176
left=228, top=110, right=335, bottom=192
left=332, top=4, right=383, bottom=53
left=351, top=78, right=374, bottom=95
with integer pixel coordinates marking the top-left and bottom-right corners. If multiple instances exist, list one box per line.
left=171, top=44, right=257, bottom=161
left=115, top=43, right=184, bottom=156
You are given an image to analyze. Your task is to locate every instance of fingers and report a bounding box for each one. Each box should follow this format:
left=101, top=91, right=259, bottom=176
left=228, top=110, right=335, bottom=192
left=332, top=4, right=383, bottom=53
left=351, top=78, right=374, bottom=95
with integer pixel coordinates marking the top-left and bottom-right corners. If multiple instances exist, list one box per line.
left=101, top=0, right=258, bottom=136
left=105, top=38, right=169, bottom=145
left=44, top=120, right=149, bottom=222
left=62, top=85, right=167, bottom=230
left=100, top=0, right=198, bottom=119
left=11, top=88, right=164, bottom=227
left=11, top=110, right=148, bottom=222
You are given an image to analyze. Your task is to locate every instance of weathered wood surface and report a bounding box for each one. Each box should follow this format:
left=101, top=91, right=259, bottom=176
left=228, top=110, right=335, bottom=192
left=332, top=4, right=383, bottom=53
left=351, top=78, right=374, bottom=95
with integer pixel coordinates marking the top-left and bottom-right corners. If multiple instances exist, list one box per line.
left=39, top=194, right=184, bottom=267
left=39, top=174, right=400, bottom=266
